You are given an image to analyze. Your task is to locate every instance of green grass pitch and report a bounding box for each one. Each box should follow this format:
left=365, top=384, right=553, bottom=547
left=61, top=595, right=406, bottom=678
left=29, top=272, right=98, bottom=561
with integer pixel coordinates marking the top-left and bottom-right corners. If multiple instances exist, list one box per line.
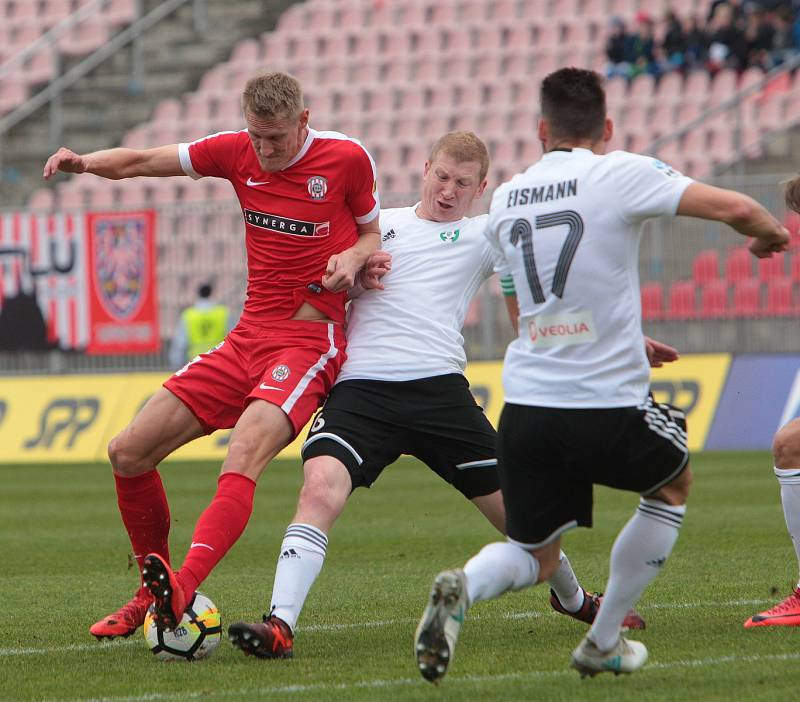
left=2, top=452, right=798, bottom=701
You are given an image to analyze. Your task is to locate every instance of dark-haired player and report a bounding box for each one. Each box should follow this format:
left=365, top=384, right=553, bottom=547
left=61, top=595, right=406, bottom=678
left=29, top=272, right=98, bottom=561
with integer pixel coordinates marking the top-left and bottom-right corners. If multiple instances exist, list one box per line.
left=414, top=67, right=788, bottom=681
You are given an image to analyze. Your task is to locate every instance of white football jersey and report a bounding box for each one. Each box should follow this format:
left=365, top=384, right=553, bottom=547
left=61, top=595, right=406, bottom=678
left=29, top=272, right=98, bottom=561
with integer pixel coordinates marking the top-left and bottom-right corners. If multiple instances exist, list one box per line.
left=338, top=205, right=494, bottom=382
left=487, top=148, right=693, bottom=408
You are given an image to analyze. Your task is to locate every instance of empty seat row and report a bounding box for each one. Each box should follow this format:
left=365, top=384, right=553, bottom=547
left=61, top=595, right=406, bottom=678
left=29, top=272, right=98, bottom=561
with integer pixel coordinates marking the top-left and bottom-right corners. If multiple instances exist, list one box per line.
left=642, top=278, right=800, bottom=321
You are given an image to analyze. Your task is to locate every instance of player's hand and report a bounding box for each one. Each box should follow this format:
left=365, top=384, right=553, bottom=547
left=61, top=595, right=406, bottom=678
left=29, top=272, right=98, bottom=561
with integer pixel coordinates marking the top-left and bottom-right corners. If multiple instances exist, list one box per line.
left=645, top=336, right=679, bottom=368
left=322, top=251, right=360, bottom=293
left=748, top=228, right=790, bottom=259
left=361, top=251, right=392, bottom=291
left=43, top=147, right=88, bottom=179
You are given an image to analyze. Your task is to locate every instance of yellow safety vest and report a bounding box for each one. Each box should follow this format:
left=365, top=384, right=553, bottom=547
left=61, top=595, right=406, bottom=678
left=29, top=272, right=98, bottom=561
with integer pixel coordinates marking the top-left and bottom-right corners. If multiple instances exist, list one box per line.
left=183, top=304, right=228, bottom=360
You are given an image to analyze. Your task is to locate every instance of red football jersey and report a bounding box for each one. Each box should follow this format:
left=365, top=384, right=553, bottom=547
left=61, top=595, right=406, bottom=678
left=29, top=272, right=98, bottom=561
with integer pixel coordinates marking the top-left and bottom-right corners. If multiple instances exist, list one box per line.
left=179, top=128, right=379, bottom=324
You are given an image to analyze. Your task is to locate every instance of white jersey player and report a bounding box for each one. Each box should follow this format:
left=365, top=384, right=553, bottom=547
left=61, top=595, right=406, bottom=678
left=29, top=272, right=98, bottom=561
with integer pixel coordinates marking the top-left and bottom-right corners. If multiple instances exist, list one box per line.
left=228, top=131, right=647, bottom=660
left=415, top=68, right=789, bottom=683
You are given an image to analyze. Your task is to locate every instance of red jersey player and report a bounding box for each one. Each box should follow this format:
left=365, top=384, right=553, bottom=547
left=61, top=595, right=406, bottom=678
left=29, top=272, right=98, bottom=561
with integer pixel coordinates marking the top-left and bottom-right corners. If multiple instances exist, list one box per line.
left=43, top=72, right=381, bottom=637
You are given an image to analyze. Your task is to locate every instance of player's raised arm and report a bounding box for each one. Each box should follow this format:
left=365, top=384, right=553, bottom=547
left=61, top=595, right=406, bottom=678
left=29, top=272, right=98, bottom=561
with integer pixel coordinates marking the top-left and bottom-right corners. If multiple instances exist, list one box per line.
left=676, top=182, right=789, bottom=257
left=43, top=144, right=184, bottom=180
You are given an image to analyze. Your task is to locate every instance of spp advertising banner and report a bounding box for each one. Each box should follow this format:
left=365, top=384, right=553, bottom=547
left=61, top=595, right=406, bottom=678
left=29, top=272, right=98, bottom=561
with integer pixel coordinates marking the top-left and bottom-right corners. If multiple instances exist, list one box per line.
left=0, top=210, right=158, bottom=354
left=3, top=355, right=799, bottom=464
left=86, top=211, right=159, bottom=354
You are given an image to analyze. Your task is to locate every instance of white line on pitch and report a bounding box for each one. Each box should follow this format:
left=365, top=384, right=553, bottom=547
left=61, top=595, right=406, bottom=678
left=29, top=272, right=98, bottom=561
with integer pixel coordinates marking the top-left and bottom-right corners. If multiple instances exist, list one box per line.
left=42, top=652, right=800, bottom=702
left=0, top=597, right=776, bottom=657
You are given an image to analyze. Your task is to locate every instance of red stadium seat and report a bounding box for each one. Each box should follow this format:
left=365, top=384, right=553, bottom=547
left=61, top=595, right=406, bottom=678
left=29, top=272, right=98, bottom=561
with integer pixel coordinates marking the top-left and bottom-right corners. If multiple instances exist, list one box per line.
left=725, top=247, right=754, bottom=282
left=640, top=282, right=664, bottom=321
left=666, top=280, right=697, bottom=320
left=730, top=278, right=762, bottom=317
left=692, top=249, right=720, bottom=285
left=791, top=255, right=800, bottom=282
left=758, top=253, right=786, bottom=281
left=765, top=277, right=795, bottom=316
left=699, top=279, right=729, bottom=319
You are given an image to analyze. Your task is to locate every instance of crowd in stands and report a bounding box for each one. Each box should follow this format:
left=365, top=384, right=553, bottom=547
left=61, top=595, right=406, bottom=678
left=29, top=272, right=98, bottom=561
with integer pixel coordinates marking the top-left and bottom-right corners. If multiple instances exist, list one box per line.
left=606, top=0, right=800, bottom=79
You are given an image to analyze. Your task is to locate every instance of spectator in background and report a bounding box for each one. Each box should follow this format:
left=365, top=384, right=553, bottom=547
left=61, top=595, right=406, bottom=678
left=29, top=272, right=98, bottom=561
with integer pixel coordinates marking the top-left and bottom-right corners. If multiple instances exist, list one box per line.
left=770, top=8, right=799, bottom=66
left=684, top=15, right=711, bottom=69
left=662, top=10, right=688, bottom=70
left=744, top=7, right=776, bottom=70
left=168, top=282, right=232, bottom=369
left=629, top=12, right=659, bottom=76
left=606, top=16, right=634, bottom=78
left=707, top=2, right=748, bottom=71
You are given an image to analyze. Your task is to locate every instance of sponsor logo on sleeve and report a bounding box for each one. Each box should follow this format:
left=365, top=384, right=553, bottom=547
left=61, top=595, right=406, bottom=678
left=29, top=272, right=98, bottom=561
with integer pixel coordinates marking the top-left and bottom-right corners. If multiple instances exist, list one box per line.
left=651, top=159, right=682, bottom=178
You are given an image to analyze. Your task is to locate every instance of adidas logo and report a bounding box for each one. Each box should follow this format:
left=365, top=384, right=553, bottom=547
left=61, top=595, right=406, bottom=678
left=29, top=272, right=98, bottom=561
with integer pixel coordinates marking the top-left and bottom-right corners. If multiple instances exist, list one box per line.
left=646, top=556, right=666, bottom=568
left=280, top=548, right=300, bottom=560
left=382, top=228, right=396, bottom=242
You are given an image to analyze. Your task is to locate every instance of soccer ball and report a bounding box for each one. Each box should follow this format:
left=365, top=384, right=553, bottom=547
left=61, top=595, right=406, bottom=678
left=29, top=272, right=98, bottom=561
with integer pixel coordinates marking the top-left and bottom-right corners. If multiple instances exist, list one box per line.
left=143, top=591, right=222, bottom=661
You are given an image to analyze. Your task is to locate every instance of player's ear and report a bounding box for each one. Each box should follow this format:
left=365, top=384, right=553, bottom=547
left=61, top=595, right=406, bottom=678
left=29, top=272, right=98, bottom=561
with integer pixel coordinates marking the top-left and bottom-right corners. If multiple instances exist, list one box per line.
left=422, top=160, right=431, bottom=178
left=603, top=117, right=613, bottom=143
left=475, top=178, right=488, bottom=198
left=537, top=119, right=548, bottom=145
left=298, top=109, right=310, bottom=128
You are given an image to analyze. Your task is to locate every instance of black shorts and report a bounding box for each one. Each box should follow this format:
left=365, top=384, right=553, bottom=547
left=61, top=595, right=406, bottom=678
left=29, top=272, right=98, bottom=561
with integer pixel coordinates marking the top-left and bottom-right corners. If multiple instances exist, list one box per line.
left=498, top=394, right=689, bottom=548
left=301, top=374, right=500, bottom=499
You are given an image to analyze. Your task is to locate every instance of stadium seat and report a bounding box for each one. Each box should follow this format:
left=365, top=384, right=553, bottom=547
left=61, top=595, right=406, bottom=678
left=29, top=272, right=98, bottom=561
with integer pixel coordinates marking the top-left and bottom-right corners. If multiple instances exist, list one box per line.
left=692, top=249, right=720, bottom=285
left=730, top=278, right=762, bottom=318
left=764, top=277, right=795, bottom=316
left=758, top=253, right=786, bottom=281
left=791, top=255, right=800, bottom=282
left=640, top=281, right=664, bottom=321
left=666, top=280, right=697, bottom=320
left=725, top=247, right=754, bottom=282
left=699, top=279, right=729, bottom=319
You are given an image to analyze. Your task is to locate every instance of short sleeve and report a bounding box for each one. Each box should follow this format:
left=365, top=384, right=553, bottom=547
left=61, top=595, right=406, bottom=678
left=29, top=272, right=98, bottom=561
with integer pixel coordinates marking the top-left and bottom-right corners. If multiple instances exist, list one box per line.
left=611, top=152, right=694, bottom=223
left=178, top=131, right=242, bottom=181
left=346, top=143, right=380, bottom=224
left=487, top=187, right=512, bottom=278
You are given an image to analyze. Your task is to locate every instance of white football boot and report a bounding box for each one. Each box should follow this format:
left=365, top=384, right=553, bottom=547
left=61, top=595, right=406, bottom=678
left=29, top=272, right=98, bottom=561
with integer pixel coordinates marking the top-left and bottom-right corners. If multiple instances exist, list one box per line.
left=414, top=569, right=468, bottom=683
left=570, top=634, right=648, bottom=677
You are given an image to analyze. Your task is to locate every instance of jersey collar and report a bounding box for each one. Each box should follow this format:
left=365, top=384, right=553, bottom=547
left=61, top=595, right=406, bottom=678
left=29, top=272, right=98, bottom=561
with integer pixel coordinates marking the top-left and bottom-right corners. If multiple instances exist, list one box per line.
left=412, top=202, right=468, bottom=226
left=541, top=147, right=594, bottom=160
left=282, top=127, right=315, bottom=171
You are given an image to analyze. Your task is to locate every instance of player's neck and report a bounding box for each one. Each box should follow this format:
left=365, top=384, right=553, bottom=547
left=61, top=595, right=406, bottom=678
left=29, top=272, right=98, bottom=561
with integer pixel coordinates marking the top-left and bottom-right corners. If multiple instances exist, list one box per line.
left=544, top=139, right=603, bottom=154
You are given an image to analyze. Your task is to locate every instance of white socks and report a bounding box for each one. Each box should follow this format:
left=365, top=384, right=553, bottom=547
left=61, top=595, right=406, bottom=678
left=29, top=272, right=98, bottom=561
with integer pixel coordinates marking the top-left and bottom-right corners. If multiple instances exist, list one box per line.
left=548, top=550, right=584, bottom=612
left=775, top=467, right=800, bottom=587
left=589, top=498, right=685, bottom=651
left=269, top=523, right=328, bottom=632
left=463, top=541, right=540, bottom=604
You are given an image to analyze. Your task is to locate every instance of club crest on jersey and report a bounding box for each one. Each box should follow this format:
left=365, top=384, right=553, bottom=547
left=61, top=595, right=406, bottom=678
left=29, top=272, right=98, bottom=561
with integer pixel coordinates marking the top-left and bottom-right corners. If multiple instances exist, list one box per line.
left=307, top=176, right=328, bottom=200
left=439, top=229, right=460, bottom=243
left=272, top=364, right=290, bottom=382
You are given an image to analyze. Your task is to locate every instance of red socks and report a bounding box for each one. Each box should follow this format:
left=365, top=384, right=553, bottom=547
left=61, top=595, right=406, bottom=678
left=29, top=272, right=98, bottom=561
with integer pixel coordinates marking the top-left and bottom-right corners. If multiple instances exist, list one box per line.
left=177, top=472, right=257, bottom=601
left=114, top=470, right=170, bottom=573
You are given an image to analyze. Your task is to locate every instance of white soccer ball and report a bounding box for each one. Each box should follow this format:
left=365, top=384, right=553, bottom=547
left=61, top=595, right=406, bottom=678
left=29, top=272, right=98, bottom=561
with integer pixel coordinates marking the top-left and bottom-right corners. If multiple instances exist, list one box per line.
left=143, top=591, right=222, bottom=662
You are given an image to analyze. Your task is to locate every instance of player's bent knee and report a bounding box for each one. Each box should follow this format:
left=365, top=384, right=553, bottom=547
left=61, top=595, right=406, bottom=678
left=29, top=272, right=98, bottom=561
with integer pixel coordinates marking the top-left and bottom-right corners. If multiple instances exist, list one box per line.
left=297, top=457, right=351, bottom=511
left=774, top=419, right=800, bottom=467
left=107, top=431, right=149, bottom=477
left=651, top=465, right=692, bottom=506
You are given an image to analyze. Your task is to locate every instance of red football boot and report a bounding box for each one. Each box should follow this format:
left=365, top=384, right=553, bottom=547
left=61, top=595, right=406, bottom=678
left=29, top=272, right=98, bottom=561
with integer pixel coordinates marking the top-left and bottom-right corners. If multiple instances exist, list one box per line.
left=141, top=553, right=187, bottom=631
left=89, top=586, right=153, bottom=640
left=744, top=588, right=800, bottom=628
left=228, top=614, right=294, bottom=659
left=550, top=588, right=646, bottom=630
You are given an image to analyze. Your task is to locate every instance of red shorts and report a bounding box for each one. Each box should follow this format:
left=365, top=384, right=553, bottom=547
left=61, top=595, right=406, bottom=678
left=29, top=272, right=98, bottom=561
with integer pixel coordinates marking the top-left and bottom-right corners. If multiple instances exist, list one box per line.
left=164, top=320, right=346, bottom=437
